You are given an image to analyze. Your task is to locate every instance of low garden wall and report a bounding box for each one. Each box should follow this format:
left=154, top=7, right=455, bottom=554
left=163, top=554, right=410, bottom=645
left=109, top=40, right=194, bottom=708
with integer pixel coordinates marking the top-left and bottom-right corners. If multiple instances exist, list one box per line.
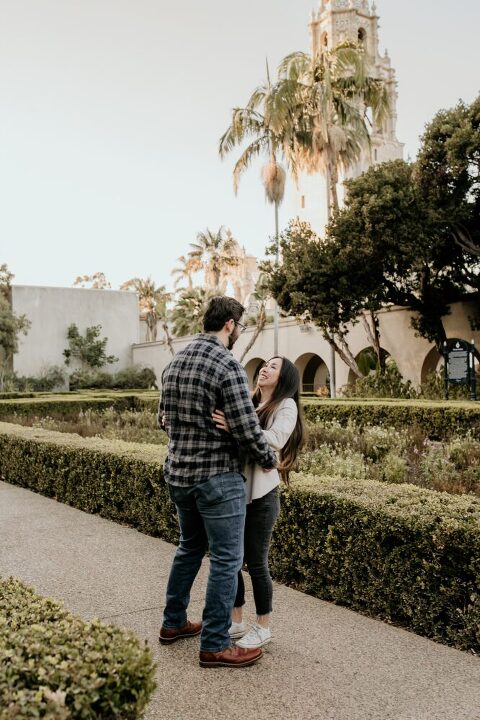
left=1, top=422, right=479, bottom=653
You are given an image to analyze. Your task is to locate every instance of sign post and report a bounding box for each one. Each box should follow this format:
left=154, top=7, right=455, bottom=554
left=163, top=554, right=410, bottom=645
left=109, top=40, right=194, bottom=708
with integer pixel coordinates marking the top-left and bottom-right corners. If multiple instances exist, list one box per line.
left=443, top=339, right=477, bottom=400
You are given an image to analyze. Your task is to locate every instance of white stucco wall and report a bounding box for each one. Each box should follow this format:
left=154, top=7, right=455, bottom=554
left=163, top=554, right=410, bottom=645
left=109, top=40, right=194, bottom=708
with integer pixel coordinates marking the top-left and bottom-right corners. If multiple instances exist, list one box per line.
left=11, top=285, right=139, bottom=376
left=132, top=300, right=480, bottom=393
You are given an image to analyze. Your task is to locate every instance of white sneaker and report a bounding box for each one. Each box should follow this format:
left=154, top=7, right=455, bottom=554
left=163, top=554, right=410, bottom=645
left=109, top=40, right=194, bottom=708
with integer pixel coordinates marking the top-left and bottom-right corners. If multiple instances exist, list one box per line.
left=229, top=621, right=248, bottom=639
left=236, top=623, right=272, bottom=648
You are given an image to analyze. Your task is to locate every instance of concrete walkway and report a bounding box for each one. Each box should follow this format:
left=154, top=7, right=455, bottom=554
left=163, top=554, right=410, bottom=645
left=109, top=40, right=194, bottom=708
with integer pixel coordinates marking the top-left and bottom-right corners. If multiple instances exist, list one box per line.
left=1, top=480, right=479, bottom=720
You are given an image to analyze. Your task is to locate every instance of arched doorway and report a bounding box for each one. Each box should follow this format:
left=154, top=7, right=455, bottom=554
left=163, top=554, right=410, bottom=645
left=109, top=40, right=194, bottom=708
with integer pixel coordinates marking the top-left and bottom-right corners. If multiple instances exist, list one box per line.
left=421, top=347, right=443, bottom=384
left=347, top=346, right=392, bottom=385
left=295, top=353, right=329, bottom=395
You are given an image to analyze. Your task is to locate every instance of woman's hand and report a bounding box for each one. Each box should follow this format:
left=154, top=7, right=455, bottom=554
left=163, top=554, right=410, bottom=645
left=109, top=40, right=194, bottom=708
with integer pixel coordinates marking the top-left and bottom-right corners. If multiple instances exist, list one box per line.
left=212, top=409, right=230, bottom=432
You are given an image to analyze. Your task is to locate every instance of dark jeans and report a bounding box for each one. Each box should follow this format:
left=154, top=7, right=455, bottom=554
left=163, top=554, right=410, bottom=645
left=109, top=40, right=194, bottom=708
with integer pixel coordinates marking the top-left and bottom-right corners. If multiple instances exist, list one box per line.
left=162, top=472, right=246, bottom=653
left=235, top=487, right=280, bottom=616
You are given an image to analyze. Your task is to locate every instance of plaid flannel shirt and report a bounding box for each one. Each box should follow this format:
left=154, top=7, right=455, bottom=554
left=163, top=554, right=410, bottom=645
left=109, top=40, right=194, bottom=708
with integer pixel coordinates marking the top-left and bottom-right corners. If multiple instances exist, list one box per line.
left=158, top=334, right=276, bottom=486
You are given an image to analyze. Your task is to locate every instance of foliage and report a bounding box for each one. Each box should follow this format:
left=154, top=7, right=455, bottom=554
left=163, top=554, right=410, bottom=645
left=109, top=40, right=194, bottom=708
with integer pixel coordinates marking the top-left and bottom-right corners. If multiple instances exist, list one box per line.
left=341, top=363, right=417, bottom=399
left=0, top=265, right=31, bottom=381
left=302, top=399, right=480, bottom=440
left=0, top=577, right=156, bottom=719
left=188, top=227, right=239, bottom=291
left=271, top=474, right=480, bottom=652
left=170, top=287, right=216, bottom=337
left=121, top=278, right=173, bottom=349
left=1, top=421, right=479, bottom=652
left=69, top=366, right=157, bottom=391
left=275, top=42, right=389, bottom=213
left=63, top=323, right=118, bottom=369
left=263, top=218, right=364, bottom=376
left=73, top=272, right=111, bottom=289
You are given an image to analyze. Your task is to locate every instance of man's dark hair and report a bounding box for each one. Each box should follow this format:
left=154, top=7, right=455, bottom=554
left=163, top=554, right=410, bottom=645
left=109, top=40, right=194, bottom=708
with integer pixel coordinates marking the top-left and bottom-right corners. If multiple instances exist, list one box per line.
left=203, top=296, right=245, bottom=332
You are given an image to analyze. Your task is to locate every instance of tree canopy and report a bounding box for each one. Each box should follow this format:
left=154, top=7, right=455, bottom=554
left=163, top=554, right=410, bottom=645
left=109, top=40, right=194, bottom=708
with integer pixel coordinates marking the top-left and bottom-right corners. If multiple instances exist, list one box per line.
left=266, top=95, right=480, bottom=358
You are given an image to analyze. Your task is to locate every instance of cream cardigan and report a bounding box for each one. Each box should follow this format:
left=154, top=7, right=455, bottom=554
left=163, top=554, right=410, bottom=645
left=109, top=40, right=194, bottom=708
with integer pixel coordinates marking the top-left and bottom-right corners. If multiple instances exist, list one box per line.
left=244, top=398, right=298, bottom=502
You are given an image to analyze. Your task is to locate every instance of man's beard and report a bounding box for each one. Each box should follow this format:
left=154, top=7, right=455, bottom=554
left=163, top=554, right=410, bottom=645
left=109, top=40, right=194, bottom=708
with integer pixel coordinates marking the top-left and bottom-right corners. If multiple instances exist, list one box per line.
left=227, top=330, right=236, bottom=350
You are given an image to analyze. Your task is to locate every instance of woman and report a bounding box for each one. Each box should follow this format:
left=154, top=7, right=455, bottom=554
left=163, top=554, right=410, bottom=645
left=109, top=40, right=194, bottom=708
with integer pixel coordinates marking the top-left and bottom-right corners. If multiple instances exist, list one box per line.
left=212, top=356, right=304, bottom=649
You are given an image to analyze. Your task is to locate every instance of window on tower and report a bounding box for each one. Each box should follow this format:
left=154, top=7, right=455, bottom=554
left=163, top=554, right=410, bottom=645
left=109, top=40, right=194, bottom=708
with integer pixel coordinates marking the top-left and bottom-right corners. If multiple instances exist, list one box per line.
left=358, top=27, right=366, bottom=44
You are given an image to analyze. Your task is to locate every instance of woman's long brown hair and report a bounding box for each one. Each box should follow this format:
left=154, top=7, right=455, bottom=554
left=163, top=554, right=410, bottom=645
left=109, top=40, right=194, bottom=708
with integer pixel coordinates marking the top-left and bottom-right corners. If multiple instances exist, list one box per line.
left=252, top=357, right=305, bottom=484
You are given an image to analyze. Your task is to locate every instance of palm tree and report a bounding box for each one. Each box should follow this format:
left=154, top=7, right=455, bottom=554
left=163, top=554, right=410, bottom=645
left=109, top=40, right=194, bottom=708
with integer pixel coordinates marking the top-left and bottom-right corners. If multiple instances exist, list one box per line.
left=277, top=42, right=389, bottom=218
left=219, top=64, right=297, bottom=354
left=170, top=287, right=216, bottom=337
left=189, top=227, right=239, bottom=291
left=171, top=254, right=201, bottom=290
left=239, top=273, right=271, bottom=362
left=120, top=277, right=174, bottom=354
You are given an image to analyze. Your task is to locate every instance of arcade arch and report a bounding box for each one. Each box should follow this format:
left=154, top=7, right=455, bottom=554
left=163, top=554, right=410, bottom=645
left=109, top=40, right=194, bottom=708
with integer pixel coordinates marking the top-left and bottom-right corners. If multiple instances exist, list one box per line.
left=244, top=357, right=265, bottom=389
left=294, top=352, right=329, bottom=394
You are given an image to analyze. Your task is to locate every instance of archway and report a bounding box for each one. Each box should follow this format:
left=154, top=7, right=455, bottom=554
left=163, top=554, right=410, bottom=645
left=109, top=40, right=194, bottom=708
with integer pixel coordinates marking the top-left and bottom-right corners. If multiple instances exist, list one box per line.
left=347, top=346, right=392, bottom=385
left=244, top=357, right=265, bottom=389
left=295, top=352, right=329, bottom=395
left=421, top=347, right=443, bottom=384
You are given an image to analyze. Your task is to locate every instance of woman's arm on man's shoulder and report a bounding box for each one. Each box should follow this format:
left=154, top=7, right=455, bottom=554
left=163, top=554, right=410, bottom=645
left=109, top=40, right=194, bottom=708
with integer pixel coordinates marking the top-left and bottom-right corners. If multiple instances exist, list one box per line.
left=262, top=398, right=298, bottom=450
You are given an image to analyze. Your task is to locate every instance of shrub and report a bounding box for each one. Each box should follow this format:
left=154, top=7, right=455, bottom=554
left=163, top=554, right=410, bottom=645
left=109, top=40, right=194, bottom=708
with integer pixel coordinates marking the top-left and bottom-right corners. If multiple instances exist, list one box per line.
left=302, top=399, right=480, bottom=439
left=0, top=577, right=156, bottom=719
left=0, top=422, right=479, bottom=651
left=341, top=365, right=417, bottom=399
left=271, top=474, right=480, bottom=652
left=69, top=366, right=157, bottom=391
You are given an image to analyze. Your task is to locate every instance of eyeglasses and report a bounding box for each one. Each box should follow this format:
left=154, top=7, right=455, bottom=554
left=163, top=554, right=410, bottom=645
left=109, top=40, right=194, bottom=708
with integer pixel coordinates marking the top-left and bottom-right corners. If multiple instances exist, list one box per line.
left=235, top=321, right=247, bottom=334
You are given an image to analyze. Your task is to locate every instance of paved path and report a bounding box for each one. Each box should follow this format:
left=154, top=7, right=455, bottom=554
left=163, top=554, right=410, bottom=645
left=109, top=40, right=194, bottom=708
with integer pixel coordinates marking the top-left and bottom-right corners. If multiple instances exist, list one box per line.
left=1, top=480, right=479, bottom=720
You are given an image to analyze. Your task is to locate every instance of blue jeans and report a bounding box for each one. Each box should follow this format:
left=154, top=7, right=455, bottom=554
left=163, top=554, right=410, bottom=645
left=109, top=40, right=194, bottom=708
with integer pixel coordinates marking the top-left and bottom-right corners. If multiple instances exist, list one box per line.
left=163, top=472, right=246, bottom=652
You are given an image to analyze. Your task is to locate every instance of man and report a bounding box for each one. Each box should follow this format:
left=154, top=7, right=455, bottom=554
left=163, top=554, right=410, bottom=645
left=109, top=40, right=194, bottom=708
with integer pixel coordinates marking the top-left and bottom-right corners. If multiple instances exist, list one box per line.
left=158, top=296, right=276, bottom=668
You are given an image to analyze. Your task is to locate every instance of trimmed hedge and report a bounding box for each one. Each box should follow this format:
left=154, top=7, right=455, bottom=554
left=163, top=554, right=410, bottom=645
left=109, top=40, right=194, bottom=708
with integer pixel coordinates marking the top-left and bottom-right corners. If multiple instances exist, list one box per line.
left=302, top=398, right=480, bottom=439
left=0, top=577, right=156, bottom=719
left=272, top=474, right=480, bottom=651
left=1, top=422, right=479, bottom=652
left=0, top=391, right=160, bottom=422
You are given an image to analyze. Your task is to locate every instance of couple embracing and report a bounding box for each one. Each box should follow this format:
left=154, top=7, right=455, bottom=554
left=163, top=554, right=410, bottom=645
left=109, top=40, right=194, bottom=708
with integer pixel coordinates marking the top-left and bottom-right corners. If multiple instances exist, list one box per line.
left=158, top=295, right=304, bottom=668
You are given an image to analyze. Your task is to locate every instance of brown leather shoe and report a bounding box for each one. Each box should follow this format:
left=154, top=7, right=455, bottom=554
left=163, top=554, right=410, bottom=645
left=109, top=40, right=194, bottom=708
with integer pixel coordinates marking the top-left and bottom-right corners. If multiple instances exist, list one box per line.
left=199, top=645, right=262, bottom=668
left=159, top=620, right=202, bottom=645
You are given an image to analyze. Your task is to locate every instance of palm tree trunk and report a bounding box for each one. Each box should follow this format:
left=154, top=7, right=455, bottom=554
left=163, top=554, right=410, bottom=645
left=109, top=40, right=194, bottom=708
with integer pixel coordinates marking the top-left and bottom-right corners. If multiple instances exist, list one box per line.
left=325, top=163, right=337, bottom=396
left=273, top=200, right=280, bottom=356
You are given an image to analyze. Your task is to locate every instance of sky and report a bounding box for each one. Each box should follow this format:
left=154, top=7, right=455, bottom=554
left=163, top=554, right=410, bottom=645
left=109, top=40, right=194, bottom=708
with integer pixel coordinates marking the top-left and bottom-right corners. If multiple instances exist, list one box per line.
left=1, top=0, right=479, bottom=293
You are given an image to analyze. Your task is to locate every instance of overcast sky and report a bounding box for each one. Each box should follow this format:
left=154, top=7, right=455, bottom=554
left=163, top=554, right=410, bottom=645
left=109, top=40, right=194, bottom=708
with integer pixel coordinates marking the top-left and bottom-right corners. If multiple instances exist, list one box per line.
left=1, top=0, right=479, bottom=292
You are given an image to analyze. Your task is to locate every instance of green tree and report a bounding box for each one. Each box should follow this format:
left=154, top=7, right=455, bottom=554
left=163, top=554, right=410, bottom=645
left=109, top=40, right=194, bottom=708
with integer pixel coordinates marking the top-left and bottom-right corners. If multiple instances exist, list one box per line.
left=73, top=272, right=111, bottom=289
left=63, top=324, right=118, bottom=369
left=171, top=287, right=216, bottom=338
left=121, top=277, right=174, bottom=354
left=0, top=264, right=31, bottom=389
left=276, top=42, right=389, bottom=217
left=220, top=63, right=297, bottom=353
left=188, top=227, right=239, bottom=291
left=171, top=255, right=201, bottom=291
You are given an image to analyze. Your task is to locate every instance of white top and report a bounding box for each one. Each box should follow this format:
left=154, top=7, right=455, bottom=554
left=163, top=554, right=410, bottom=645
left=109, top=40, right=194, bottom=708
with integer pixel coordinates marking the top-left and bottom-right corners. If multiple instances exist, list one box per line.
left=244, top=398, right=298, bottom=502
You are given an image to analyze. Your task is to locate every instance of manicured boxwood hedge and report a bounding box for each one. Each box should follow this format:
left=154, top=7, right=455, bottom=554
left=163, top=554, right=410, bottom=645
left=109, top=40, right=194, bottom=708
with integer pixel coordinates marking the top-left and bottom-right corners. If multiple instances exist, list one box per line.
left=1, top=422, right=479, bottom=652
left=302, top=398, right=480, bottom=438
left=0, top=391, right=160, bottom=422
left=0, top=577, right=156, bottom=719
left=272, top=474, right=480, bottom=652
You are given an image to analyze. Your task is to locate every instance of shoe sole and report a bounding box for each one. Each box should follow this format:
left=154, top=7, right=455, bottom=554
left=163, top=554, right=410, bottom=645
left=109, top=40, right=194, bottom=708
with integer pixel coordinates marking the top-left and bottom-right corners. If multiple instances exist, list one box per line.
left=236, top=636, right=272, bottom=649
left=199, top=656, right=261, bottom=668
left=228, top=630, right=247, bottom=639
left=159, top=629, right=201, bottom=645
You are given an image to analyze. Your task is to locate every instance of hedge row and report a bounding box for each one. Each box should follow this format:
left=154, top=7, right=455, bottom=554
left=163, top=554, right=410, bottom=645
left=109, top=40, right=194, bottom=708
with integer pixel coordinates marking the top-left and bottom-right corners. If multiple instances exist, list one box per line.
left=0, top=577, right=156, bottom=719
left=1, top=422, right=479, bottom=652
left=302, top=399, right=480, bottom=438
left=0, top=391, right=160, bottom=422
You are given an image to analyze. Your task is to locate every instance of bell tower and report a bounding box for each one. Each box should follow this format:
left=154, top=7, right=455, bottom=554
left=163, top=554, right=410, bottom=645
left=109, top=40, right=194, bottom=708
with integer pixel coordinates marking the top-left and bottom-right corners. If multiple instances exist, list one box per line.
left=309, top=0, right=403, bottom=173
left=295, top=1, right=404, bottom=230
